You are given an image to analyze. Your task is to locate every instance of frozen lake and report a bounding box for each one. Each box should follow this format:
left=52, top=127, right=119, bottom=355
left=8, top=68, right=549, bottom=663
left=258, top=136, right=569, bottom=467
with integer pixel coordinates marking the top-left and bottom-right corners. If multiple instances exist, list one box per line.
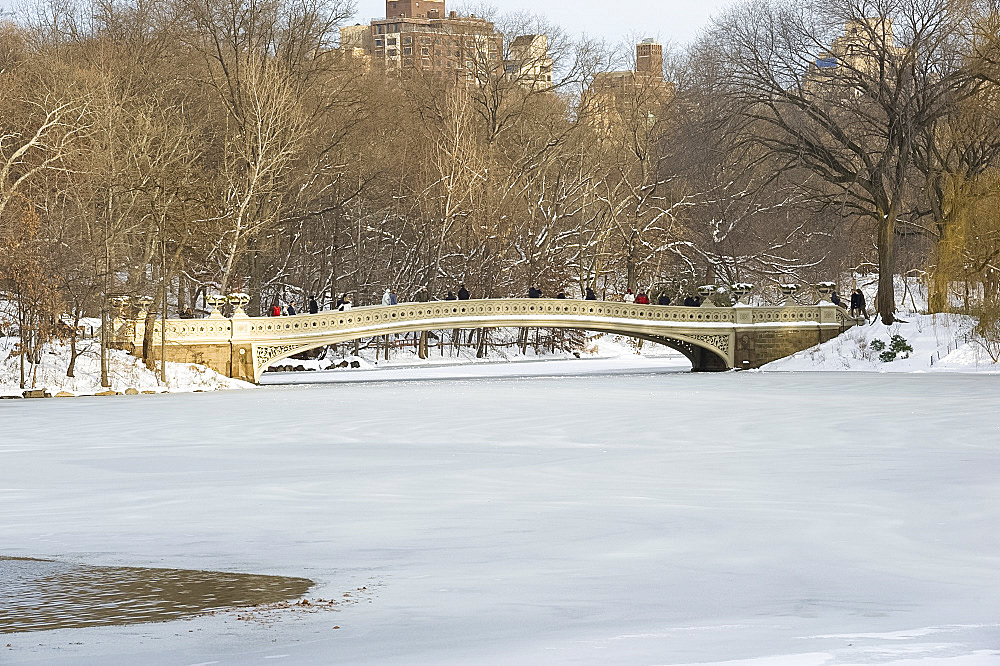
left=2, top=369, right=999, bottom=664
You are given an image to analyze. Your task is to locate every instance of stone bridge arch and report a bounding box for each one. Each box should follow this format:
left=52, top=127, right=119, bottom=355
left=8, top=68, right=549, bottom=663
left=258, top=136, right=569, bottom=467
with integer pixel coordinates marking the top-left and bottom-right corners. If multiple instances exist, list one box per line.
left=251, top=324, right=732, bottom=380
left=118, top=298, right=854, bottom=383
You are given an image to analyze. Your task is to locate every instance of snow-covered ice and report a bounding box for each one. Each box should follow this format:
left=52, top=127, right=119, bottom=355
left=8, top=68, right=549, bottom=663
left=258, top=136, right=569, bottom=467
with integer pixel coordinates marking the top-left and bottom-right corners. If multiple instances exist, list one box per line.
left=2, top=369, right=999, bottom=664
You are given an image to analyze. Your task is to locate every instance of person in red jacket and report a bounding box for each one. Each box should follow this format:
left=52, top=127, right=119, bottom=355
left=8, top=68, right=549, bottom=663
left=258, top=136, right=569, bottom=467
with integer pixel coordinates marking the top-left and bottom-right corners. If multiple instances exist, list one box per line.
left=270, top=302, right=282, bottom=316
left=635, top=292, right=650, bottom=304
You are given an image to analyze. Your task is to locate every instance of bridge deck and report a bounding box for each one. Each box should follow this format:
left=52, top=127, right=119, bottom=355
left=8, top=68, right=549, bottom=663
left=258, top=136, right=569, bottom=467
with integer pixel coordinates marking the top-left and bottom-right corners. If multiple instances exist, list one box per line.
left=116, top=299, right=854, bottom=382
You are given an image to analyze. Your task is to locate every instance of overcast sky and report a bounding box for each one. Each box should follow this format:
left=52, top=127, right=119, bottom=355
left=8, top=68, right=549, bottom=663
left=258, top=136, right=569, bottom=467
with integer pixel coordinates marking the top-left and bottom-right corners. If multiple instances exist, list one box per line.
left=0, top=0, right=737, bottom=45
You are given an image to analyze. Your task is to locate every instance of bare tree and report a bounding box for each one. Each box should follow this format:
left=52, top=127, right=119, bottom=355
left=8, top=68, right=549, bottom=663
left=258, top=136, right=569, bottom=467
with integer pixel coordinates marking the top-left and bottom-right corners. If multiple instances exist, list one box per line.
left=711, top=0, right=985, bottom=323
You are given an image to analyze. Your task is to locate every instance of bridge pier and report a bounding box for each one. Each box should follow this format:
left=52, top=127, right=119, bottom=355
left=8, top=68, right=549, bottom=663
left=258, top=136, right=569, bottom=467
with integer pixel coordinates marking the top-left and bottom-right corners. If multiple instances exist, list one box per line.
left=734, top=326, right=841, bottom=370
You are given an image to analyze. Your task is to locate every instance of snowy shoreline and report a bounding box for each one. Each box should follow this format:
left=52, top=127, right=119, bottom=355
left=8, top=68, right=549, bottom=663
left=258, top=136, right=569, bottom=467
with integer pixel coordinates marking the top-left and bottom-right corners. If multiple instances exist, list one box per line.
left=4, top=306, right=998, bottom=400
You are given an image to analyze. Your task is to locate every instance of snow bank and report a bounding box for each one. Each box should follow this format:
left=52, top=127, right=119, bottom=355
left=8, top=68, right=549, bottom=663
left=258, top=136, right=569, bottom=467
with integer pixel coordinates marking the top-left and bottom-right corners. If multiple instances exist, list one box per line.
left=0, top=339, right=253, bottom=396
left=760, top=312, right=998, bottom=373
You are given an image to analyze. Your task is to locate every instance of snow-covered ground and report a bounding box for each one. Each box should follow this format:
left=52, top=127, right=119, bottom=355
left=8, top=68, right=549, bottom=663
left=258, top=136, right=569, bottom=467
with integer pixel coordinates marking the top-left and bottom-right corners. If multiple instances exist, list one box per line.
left=760, top=312, right=999, bottom=373
left=2, top=372, right=999, bottom=664
left=0, top=339, right=252, bottom=396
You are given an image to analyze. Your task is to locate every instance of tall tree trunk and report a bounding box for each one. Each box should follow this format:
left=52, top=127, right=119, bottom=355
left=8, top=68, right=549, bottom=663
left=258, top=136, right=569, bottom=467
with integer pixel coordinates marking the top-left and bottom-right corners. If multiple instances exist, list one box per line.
left=876, top=217, right=897, bottom=325
left=929, top=219, right=960, bottom=314
left=67, top=309, right=81, bottom=378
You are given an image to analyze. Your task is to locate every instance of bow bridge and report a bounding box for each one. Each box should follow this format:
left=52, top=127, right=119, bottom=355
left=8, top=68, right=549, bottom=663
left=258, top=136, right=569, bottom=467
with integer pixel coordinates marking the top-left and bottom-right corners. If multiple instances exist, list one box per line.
left=112, top=298, right=855, bottom=383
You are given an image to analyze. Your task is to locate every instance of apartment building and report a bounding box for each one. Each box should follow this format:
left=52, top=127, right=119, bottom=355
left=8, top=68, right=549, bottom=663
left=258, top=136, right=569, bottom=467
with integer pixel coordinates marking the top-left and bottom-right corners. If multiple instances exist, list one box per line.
left=588, top=38, right=673, bottom=129
left=506, top=34, right=553, bottom=88
left=341, top=0, right=552, bottom=88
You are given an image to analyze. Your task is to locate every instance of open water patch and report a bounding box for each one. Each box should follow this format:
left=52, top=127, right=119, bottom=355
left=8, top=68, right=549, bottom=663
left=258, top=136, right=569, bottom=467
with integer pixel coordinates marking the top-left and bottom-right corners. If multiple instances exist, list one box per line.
left=0, top=556, right=312, bottom=633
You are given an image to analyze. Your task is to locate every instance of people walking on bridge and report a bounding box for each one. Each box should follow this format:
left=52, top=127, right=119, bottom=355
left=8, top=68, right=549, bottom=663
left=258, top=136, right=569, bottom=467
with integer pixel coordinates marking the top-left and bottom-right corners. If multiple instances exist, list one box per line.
left=556, top=291, right=566, bottom=299
left=457, top=284, right=470, bottom=300
left=287, top=302, right=297, bottom=316
left=528, top=286, right=541, bottom=298
left=657, top=293, right=671, bottom=306
left=831, top=290, right=843, bottom=308
left=270, top=301, right=282, bottom=317
left=444, top=290, right=457, bottom=300
left=337, top=295, right=352, bottom=311
left=623, top=289, right=635, bottom=303
left=308, top=296, right=318, bottom=314
left=390, top=290, right=398, bottom=305
left=335, top=293, right=349, bottom=310
left=414, top=286, right=430, bottom=302
left=635, top=292, right=650, bottom=305
left=382, top=289, right=392, bottom=306
left=585, top=287, right=597, bottom=300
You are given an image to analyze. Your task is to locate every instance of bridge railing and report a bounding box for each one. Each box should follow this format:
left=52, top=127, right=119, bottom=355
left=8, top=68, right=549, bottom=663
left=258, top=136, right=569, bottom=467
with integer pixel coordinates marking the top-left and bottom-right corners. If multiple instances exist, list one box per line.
left=226, top=299, right=748, bottom=342
left=120, top=298, right=852, bottom=347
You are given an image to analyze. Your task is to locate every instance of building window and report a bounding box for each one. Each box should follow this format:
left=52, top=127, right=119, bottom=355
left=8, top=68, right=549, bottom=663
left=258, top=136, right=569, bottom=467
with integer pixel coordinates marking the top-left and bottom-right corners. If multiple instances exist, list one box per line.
left=387, top=37, right=396, bottom=45
left=388, top=49, right=398, bottom=57
left=422, top=58, right=431, bottom=68
left=375, top=39, right=383, bottom=46
left=403, top=46, right=412, bottom=55
left=421, top=47, right=429, bottom=55
left=402, top=36, right=412, bottom=44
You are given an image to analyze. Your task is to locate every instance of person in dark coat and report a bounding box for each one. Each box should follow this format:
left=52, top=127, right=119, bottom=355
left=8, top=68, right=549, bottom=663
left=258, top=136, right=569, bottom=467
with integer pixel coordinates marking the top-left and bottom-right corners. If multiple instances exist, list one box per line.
left=287, top=301, right=297, bottom=316
left=556, top=292, right=566, bottom=299
left=585, top=287, right=597, bottom=300
left=457, top=284, right=470, bottom=300
left=683, top=295, right=695, bottom=307
left=308, top=296, right=319, bottom=314
left=850, top=289, right=868, bottom=320
left=830, top=291, right=842, bottom=307
left=657, top=293, right=671, bottom=306
left=444, top=291, right=457, bottom=300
